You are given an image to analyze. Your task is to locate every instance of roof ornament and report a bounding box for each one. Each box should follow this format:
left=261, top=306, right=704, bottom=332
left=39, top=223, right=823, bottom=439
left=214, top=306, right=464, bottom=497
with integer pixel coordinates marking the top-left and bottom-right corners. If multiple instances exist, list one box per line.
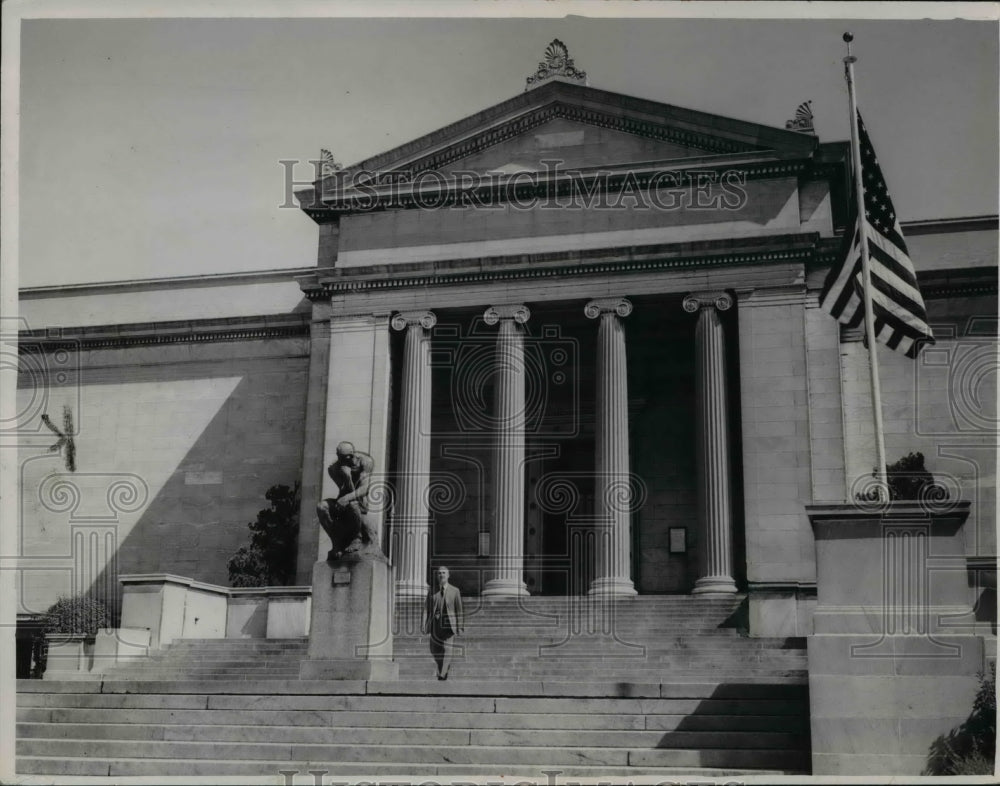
left=525, top=39, right=587, bottom=91
left=785, top=101, right=815, bottom=135
left=319, top=148, right=343, bottom=177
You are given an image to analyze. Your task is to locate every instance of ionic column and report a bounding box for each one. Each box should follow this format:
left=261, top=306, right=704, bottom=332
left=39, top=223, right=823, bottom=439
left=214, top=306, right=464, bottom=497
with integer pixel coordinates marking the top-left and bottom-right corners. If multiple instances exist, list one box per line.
left=684, top=292, right=738, bottom=595
left=585, top=298, right=638, bottom=598
left=390, top=310, right=437, bottom=598
left=482, top=304, right=531, bottom=598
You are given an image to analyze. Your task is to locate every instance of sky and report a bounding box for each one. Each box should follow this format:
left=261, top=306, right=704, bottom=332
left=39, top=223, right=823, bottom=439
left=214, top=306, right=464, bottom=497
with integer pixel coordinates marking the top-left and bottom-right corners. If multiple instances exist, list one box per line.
left=12, top=8, right=1000, bottom=288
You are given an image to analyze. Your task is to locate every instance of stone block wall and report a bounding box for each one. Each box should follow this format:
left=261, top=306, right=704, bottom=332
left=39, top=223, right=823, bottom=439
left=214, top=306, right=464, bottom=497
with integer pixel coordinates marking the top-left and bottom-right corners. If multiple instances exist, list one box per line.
left=17, top=336, right=309, bottom=618
left=737, top=287, right=816, bottom=589
left=840, top=291, right=997, bottom=556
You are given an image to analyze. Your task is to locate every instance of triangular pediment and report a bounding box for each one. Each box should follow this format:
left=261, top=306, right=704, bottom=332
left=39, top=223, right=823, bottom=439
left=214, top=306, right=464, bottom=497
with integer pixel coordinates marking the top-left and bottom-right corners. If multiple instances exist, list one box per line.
left=358, top=81, right=813, bottom=173
left=432, top=116, right=708, bottom=177
left=302, top=81, right=821, bottom=211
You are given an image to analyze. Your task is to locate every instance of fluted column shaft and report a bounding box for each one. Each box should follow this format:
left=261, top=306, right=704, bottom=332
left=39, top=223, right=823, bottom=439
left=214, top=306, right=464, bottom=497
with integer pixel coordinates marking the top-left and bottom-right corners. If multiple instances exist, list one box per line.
left=390, top=311, right=436, bottom=598
left=586, top=298, right=638, bottom=597
left=482, top=304, right=531, bottom=598
left=685, top=292, right=737, bottom=595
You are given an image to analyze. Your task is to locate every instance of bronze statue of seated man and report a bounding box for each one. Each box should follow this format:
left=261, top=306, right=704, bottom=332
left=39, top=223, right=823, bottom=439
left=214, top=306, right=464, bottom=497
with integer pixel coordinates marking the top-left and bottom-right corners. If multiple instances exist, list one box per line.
left=316, top=441, right=380, bottom=560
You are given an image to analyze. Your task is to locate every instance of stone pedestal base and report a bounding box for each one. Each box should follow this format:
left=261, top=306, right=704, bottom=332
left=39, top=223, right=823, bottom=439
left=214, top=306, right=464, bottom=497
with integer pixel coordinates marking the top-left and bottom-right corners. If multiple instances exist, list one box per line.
left=300, top=555, right=396, bottom=680
left=809, top=633, right=985, bottom=775
left=805, top=501, right=983, bottom=775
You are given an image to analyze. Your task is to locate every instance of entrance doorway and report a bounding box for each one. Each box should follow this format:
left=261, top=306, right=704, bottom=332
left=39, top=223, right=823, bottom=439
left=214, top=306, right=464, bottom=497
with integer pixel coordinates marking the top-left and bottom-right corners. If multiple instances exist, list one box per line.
left=524, top=435, right=596, bottom=595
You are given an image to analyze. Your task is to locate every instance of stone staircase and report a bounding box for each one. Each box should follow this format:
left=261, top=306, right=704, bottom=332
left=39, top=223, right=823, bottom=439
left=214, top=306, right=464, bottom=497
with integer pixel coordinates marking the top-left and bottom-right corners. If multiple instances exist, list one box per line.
left=394, top=595, right=806, bottom=681
left=17, top=595, right=812, bottom=777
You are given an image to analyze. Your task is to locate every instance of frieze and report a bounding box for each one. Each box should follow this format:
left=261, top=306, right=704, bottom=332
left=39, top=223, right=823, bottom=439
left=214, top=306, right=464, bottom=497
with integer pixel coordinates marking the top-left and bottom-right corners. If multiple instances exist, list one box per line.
left=305, top=155, right=813, bottom=219
left=19, top=315, right=309, bottom=353
left=301, top=234, right=823, bottom=301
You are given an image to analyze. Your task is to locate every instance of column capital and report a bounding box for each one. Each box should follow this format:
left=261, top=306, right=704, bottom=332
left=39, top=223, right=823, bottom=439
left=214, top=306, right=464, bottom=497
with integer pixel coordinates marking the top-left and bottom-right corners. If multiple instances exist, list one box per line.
left=683, top=291, right=733, bottom=313
left=584, top=297, right=633, bottom=320
left=484, top=304, right=530, bottom=325
left=390, top=310, right=437, bottom=331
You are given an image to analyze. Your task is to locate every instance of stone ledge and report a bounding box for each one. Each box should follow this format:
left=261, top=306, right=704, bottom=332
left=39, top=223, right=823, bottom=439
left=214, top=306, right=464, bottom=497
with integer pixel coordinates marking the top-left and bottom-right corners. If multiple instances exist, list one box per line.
left=18, top=677, right=809, bottom=697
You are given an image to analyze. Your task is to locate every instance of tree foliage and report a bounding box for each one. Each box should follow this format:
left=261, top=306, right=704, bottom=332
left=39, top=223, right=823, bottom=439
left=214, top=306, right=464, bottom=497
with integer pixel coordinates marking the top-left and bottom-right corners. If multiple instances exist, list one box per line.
left=227, top=483, right=301, bottom=587
left=925, top=664, right=996, bottom=775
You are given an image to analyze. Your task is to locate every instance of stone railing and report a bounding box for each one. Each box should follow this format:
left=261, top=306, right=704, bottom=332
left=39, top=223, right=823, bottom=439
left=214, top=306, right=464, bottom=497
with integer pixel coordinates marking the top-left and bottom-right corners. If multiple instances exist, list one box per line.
left=118, top=573, right=312, bottom=650
left=44, top=575, right=312, bottom=678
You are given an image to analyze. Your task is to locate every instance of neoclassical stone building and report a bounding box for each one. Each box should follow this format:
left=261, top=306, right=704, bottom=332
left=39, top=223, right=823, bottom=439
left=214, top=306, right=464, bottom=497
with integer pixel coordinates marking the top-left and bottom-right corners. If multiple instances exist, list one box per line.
left=15, top=44, right=998, bottom=776
left=17, top=52, right=995, bottom=633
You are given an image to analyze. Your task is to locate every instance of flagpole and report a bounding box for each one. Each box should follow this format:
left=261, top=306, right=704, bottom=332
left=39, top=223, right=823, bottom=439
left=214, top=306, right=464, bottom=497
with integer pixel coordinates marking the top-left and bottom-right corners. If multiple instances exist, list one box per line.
left=843, top=32, right=888, bottom=496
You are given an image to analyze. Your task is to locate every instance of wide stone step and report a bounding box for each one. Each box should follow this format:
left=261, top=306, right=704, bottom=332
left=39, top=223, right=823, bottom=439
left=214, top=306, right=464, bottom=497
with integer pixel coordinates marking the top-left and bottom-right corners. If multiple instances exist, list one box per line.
left=17, top=721, right=806, bottom=749
left=98, top=670, right=809, bottom=684
left=17, top=707, right=807, bottom=731
left=20, top=677, right=807, bottom=696
left=122, top=646, right=807, bottom=662
left=15, top=756, right=798, bottom=778
left=16, top=737, right=806, bottom=769
left=17, top=695, right=808, bottom=718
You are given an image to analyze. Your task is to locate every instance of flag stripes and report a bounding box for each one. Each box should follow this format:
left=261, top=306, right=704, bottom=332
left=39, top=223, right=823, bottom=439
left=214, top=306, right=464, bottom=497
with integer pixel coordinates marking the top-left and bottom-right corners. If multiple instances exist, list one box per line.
left=819, top=112, right=934, bottom=358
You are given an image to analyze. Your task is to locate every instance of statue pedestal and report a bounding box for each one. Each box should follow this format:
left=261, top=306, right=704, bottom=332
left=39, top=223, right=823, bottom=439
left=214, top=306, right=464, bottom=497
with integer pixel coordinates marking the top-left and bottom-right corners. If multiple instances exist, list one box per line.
left=805, top=501, right=983, bottom=775
left=299, top=554, right=398, bottom=681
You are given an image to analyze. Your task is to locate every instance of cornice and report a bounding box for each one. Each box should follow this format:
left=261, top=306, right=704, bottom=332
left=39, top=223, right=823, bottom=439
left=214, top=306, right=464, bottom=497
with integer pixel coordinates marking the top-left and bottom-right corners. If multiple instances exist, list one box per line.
left=900, top=215, right=998, bottom=236
left=918, top=267, right=998, bottom=300
left=300, top=233, right=822, bottom=301
left=19, top=313, right=310, bottom=353
left=303, top=153, right=824, bottom=220
left=20, top=267, right=316, bottom=299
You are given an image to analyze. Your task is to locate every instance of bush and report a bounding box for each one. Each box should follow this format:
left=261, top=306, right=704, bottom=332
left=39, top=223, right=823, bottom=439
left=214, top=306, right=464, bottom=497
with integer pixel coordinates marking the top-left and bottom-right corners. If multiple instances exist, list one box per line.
left=856, top=451, right=949, bottom=502
left=30, top=595, right=113, bottom=678
left=227, top=483, right=300, bottom=587
left=42, top=595, right=112, bottom=635
left=925, top=663, right=996, bottom=775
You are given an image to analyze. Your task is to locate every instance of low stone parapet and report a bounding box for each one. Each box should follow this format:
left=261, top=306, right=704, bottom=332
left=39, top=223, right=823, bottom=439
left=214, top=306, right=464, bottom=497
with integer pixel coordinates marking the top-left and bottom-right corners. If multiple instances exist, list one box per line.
left=805, top=500, right=987, bottom=775
left=118, top=573, right=311, bottom=652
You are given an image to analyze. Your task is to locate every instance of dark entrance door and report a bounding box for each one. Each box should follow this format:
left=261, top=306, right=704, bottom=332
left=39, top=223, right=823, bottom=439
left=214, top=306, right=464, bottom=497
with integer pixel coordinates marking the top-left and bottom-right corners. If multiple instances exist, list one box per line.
left=524, top=436, right=595, bottom=595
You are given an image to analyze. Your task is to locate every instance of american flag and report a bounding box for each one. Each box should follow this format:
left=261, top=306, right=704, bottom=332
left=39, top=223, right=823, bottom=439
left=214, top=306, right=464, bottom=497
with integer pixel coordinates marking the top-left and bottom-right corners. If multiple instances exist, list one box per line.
left=819, top=112, right=934, bottom=358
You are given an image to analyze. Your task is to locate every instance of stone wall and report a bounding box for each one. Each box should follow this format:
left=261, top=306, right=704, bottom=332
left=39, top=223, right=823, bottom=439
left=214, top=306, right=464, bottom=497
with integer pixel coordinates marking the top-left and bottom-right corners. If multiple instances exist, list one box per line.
left=737, top=288, right=816, bottom=589
left=840, top=289, right=998, bottom=555
left=16, top=336, right=309, bottom=618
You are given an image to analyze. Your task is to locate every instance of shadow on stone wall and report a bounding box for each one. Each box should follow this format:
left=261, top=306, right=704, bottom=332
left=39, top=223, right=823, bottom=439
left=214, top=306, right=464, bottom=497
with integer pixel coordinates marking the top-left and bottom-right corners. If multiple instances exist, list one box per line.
left=77, top=351, right=308, bottom=616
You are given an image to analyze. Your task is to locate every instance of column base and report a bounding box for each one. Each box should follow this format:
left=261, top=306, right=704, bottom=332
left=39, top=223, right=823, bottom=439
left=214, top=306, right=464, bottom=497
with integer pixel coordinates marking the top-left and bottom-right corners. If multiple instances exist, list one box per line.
left=482, top=578, right=530, bottom=598
left=588, top=577, right=638, bottom=598
left=394, top=580, right=429, bottom=599
left=692, top=576, right=738, bottom=596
